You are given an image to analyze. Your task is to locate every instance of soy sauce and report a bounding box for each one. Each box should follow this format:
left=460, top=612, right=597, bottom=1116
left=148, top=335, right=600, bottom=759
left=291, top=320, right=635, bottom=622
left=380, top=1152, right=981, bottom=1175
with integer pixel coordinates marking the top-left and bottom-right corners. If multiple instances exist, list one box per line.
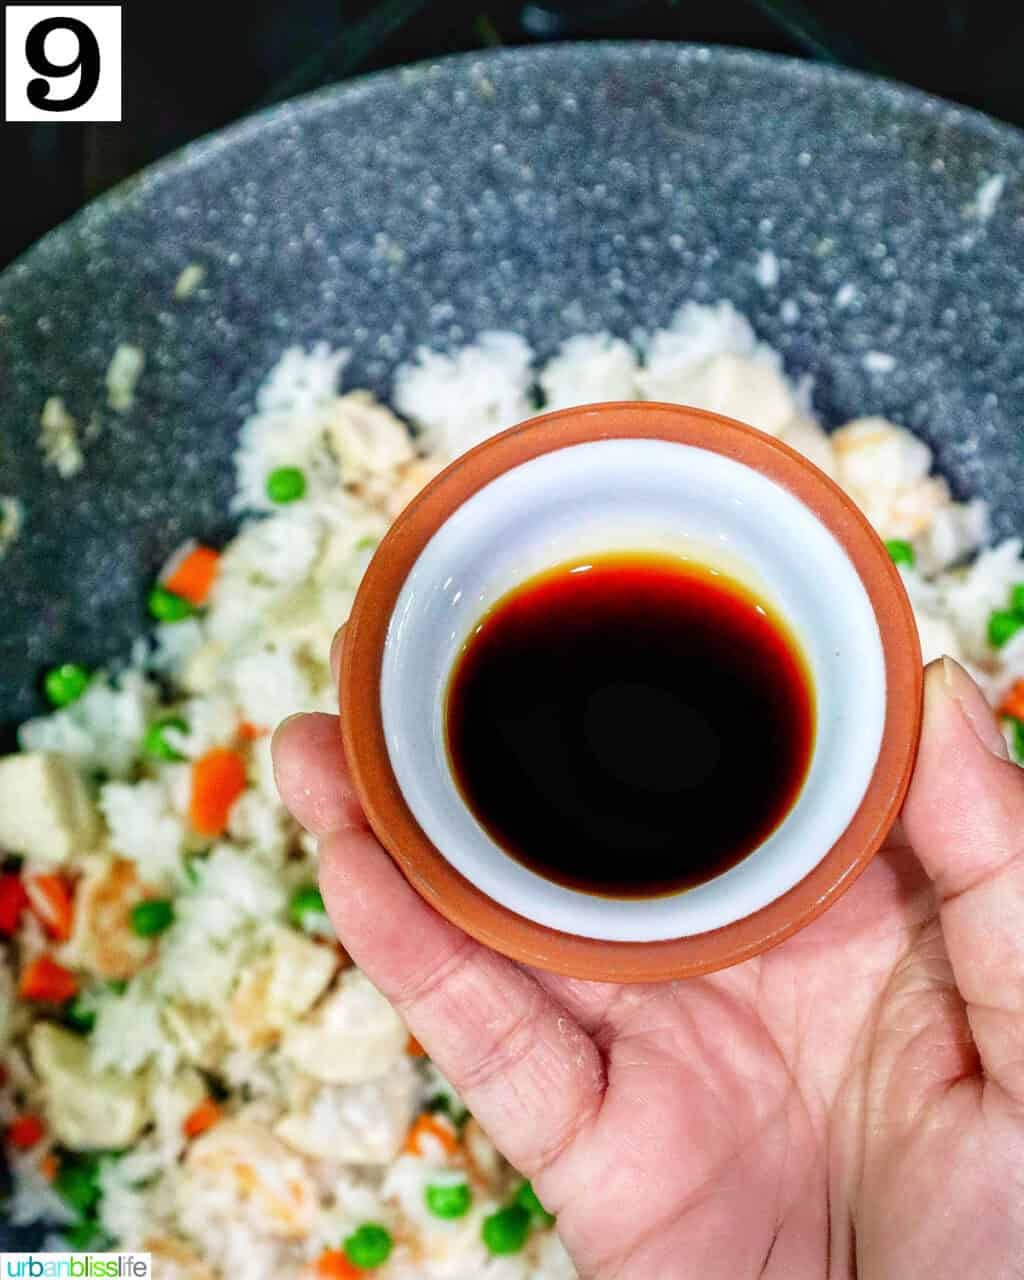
left=445, top=553, right=814, bottom=898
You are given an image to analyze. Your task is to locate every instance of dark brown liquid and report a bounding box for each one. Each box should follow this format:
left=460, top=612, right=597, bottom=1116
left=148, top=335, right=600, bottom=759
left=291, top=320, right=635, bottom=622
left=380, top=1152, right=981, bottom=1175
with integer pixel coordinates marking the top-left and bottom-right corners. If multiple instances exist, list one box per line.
left=445, top=553, right=814, bottom=898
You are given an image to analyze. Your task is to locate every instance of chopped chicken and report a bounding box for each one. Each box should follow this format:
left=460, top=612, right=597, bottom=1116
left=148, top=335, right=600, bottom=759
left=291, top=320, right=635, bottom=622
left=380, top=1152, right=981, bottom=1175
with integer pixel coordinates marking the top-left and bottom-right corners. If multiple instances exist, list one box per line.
left=279, top=968, right=406, bottom=1084
left=275, top=1058, right=416, bottom=1164
left=0, top=752, right=99, bottom=866
left=162, top=1002, right=230, bottom=1072
left=64, top=855, right=155, bottom=979
left=326, top=391, right=415, bottom=503
left=30, top=1023, right=149, bottom=1148
left=226, top=929, right=339, bottom=1050
left=179, top=1120, right=317, bottom=1239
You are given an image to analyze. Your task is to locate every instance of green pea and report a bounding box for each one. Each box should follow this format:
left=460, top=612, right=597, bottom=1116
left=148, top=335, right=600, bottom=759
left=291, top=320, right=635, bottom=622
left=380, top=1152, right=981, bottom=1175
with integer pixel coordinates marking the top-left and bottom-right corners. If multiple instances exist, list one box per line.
left=65, top=995, right=96, bottom=1034
left=144, top=715, right=189, bottom=762
left=988, top=609, right=1024, bottom=649
left=44, top=663, right=90, bottom=707
left=884, top=539, right=915, bottom=568
left=106, top=979, right=128, bottom=995
left=1011, top=583, right=1024, bottom=617
left=55, top=1156, right=102, bottom=1216
left=425, top=1093, right=469, bottom=1130
left=289, top=884, right=325, bottom=929
left=516, top=1179, right=555, bottom=1225
left=65, top=1216, right=111, bottom=1252
left=1002, top=715, right=1024, bottom=765
left=130, top=899, right=174, bottom=937
left=481, top=1205, right=530, bottom=1255
left=425, top=1180, right=472, bottom=1219
left=148, top=585, right=194, bottom=623
left=343, top=1222, right=393, bottom=1269
left=266, top=466, right=306, bottom=504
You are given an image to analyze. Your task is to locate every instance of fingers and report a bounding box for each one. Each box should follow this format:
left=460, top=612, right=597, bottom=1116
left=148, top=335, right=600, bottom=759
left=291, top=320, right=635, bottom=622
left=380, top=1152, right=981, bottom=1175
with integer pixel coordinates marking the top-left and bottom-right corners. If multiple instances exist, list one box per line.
left=319, top=831, right=605, bottom=1177
left=272, top=712, right=606, bottom=1182
left=271, top=712, right=368, bottom=836
left=902, top=657, right=1024, bottom=1103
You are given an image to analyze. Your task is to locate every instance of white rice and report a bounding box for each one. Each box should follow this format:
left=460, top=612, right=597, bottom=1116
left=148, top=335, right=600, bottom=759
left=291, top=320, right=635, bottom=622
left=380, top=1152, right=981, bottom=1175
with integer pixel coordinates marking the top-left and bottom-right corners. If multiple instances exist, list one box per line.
left=394, top=331, right=534, bottom=457
left=3, top=298, right=1022, bottom=1278
left=173, top=263, right=207, bottom=300
left=38, top=397, right=83, bottom=479
left=20, top=671, right=158, bottom=779
left=106, top=345, right=146, bottom=414
left=0, top=496, right=23, bottom=561
left=754, top=248, right=780, bottom=288
left=99, top=780, right=184, bottom=886
left=538, top=333, right=639, bottom=411
left=967, top=173, right=1006, bottom=222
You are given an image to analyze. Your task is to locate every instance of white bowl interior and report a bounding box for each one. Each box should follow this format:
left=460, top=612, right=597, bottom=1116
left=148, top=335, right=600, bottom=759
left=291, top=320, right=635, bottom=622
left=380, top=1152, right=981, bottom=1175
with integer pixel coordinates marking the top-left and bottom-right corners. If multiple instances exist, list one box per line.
left=381, top=438, right=886, bottom=943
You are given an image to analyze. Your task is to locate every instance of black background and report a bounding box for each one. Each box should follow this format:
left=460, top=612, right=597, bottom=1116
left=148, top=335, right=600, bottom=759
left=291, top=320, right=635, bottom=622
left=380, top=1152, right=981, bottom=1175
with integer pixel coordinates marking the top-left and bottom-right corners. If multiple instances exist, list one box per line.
left=2, top=0, right=1024, bottom=269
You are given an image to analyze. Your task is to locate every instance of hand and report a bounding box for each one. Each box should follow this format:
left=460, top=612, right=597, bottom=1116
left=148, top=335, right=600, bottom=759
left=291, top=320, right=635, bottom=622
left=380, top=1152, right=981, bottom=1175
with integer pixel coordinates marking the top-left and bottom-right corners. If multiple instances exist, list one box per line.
left=273, top=656, right=1024, bottom=1279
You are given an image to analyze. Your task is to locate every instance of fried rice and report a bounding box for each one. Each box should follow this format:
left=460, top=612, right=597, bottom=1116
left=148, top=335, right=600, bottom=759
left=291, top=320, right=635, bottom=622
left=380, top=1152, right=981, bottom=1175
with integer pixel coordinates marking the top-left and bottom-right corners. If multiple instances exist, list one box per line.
left=1, top=301, right=1020, bottom=1279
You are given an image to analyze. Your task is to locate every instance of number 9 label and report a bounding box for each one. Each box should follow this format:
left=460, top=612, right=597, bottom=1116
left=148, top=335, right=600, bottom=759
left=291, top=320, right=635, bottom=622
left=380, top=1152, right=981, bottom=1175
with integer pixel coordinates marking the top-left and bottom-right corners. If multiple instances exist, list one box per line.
left=4, top=5, right=122, bottom=122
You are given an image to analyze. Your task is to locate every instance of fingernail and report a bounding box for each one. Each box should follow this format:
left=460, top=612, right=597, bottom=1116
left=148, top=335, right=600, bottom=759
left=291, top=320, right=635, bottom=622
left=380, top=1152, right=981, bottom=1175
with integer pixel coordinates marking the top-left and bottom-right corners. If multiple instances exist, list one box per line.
left=329, top=625, right=346, bottom=685
left=940, top=656, right=1010, bottom=760
left=271, top=712, right=306, bottom=751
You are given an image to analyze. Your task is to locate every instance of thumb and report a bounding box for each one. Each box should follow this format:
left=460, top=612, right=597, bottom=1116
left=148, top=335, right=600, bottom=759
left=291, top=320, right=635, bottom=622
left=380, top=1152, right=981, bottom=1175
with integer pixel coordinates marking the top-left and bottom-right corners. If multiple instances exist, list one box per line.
left=902, top=657, right=1024, bottom=1102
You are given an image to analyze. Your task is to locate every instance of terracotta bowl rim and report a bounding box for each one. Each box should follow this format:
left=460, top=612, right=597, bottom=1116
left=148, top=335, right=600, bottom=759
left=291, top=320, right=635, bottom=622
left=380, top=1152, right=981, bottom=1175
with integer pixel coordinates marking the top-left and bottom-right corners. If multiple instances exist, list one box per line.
left=340, top=401, right=923, bottom=982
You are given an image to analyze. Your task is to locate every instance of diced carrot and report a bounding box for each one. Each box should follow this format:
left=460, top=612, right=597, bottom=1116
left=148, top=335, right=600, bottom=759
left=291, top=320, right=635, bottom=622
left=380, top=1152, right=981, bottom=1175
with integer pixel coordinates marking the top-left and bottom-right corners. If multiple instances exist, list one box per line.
left=18, top=955, right=78, bottom=1003
left=238, top=721, right=269, bottom=742
left=0, top=875, right=29, bottom=936
left=406, top=1033, right=427, bottom=1057
left=163, top=545, right=220, bottom=607
left=189, top=748, right=247, bottom=837
left=25, top=874, right=74, bottom=942
left=404, top=1113, right=458, bottom=1158
left=182, top=1097, right=221, bottom=1139
left=7, top=1115, right=44, bottom=1148
left=999, top=679, right=1024, bottom=721
left=39, top=1154, right=58, bottom=1182
left=315, top=1250, right=360, bottom=1280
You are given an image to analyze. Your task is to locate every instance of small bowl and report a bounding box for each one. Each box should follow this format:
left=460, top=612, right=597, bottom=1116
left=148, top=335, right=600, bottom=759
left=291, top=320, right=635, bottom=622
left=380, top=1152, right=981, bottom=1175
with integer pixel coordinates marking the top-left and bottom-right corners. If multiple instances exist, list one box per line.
left=340, top=402, right=922, bottom=982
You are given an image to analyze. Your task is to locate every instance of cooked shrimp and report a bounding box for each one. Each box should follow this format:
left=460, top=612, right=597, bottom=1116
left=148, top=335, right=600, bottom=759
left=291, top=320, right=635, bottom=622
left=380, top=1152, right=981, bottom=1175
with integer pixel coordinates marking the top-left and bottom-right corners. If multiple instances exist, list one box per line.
left=144, top=1236, right=216, bottom=1280
left=180, top=1120, right=317, bottom=1239
left=832, top=417, right=950, bottom=541
left=63, top=855, right=155, bottom=980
